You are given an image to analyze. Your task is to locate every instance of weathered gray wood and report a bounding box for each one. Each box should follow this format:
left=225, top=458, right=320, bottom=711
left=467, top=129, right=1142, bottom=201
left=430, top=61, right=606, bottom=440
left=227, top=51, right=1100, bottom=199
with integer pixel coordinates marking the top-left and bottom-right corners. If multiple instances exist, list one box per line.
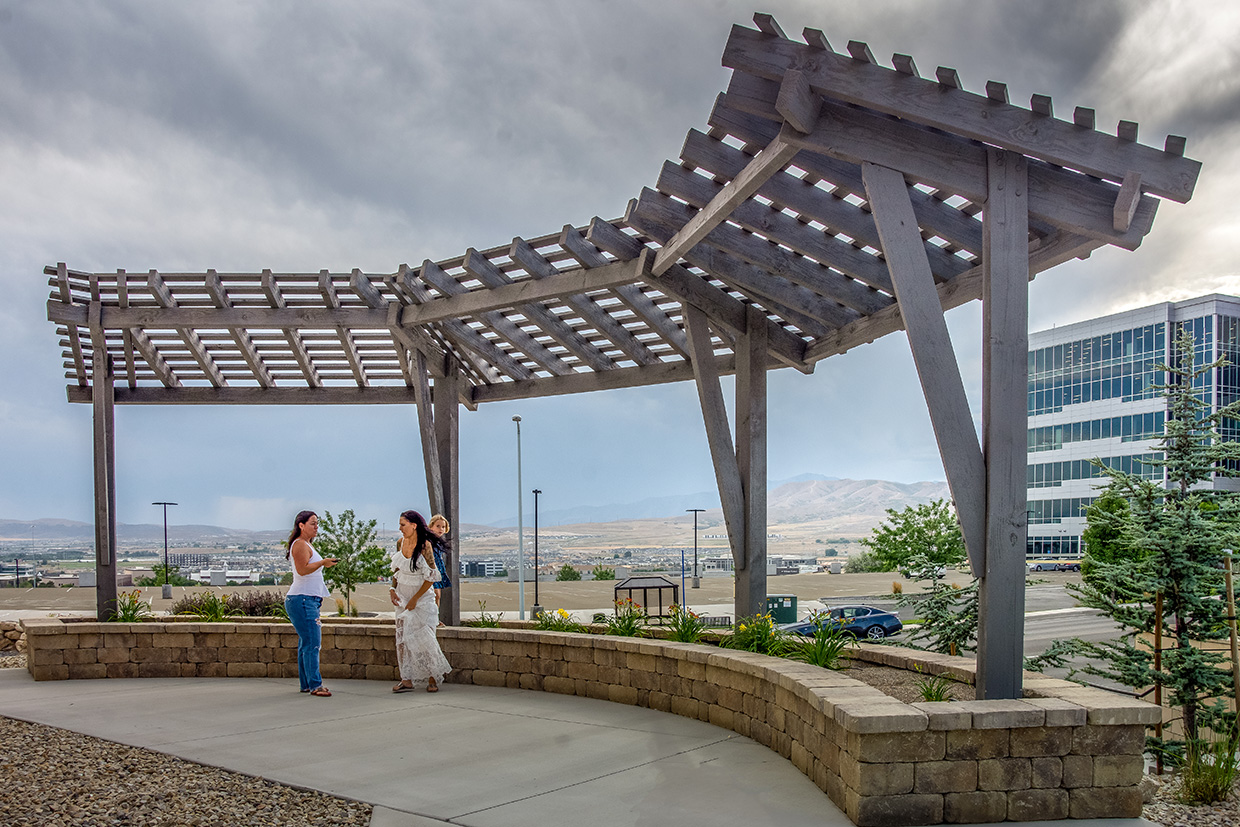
left=976, top=148, right=1030, bottom=701
left=464, top=249, right=615, bottom=372
left=91, top=340, right=117, bottom=620
left=1113, top=171, right=1142, bottom=233
left=116, top=270, right=137, bottom=389
left=683, top=304, right=747, bottom=571
left=321, top=271, right=368, bottom=387
left=509, top=238, right=660, bottom=366
left=55, top=264, right=89, bottom=386
left=261, top=271, right=321, bottom=387
left=862, top=161, right=986, bottom=572
left=558, top=225, right=691, bottom=360
left=775, top=69, right=819, bottom=133
left=646, top=172, right=894, bottom=312
left=414, top=350, right=444, bottom=523
left=722, top=24, right=1201, bottom=202
left=46, top=301, right=392, bottom=331
left=434, top=364, right=461, bottom=626
left=805, top=230, right=1100, bottom=363
left=734, top=304, right=768, bottom=615
left=587, top=217, right=812, bottom=372
left=129, top=327, right=181, bottom=388
left=652, top=131, right=799, bottom=277
left=206, top=269, right=275, bottom=388
left=149, top=271, right=227, bottom=388
left=707, top=98, right=987, bottom=255
left=778, top=102, right=1160, bottom=251
left=421, top=259, right=574, bottom=377
left=396, top=265, right=529, bottom=382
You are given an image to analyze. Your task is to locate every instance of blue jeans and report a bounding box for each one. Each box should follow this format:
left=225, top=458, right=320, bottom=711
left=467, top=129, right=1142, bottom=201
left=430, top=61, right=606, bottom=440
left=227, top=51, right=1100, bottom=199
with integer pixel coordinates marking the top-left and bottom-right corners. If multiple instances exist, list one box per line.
left=285, top=594, right=323, bottom=691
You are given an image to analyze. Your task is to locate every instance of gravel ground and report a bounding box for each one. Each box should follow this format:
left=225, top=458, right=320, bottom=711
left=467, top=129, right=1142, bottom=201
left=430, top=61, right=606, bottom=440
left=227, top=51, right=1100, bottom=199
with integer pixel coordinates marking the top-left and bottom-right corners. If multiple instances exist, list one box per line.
left=1142, top=772, right=1240, bottom=826
left=0, top=716, right=372, bottom=827
left=0, top=652, right=27, bottom=670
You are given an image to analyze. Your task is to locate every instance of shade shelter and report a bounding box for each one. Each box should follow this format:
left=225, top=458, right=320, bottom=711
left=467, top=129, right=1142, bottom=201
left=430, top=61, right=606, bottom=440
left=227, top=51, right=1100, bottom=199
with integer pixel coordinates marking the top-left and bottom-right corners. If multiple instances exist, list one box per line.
left=613, top=575, right=680, bottom=621
left=45, top=12, right=1200, bottom=699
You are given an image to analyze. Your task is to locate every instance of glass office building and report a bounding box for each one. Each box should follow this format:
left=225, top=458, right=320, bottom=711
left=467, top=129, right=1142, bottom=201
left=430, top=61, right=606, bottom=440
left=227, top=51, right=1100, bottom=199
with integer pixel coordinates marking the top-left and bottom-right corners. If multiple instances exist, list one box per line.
left=1025, top=294, right=1240, bottom=559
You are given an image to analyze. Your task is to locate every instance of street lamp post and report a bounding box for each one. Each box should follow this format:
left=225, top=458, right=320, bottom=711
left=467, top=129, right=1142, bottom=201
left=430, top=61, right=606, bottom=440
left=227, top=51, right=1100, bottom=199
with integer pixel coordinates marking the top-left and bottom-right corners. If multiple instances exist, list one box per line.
left=153, top=502, right=178, bottom=600
left=687, top=509, right=704, bottom=588
left=532, top=488, right=542, bottom=618
left=513, top=416, right=526, bottom=620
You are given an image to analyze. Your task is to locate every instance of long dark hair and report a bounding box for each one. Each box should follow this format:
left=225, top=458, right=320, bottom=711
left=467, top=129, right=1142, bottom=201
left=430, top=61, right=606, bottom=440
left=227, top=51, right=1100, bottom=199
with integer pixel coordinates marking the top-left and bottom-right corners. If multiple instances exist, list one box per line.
left=400, top=510, right=432, bottom=568
left=285, top=510, right=316, bottom=560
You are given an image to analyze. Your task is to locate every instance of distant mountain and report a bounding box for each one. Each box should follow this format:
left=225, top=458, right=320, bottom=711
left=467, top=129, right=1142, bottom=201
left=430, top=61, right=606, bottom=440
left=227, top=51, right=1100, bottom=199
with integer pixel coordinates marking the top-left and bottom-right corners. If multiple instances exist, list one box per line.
left=0, top=518, right=286, bottom=544
left=485, top=474, right=944, bottom=529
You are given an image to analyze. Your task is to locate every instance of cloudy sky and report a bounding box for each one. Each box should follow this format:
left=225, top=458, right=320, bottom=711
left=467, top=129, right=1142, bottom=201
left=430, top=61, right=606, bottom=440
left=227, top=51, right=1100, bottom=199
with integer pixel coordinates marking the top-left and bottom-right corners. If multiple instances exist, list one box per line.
left=2, top=0, right=1239, bottom=531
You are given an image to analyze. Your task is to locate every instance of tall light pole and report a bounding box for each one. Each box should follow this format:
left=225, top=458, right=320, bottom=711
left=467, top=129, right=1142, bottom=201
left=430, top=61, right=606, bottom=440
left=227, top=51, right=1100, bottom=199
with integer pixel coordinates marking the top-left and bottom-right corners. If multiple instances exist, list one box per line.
left=532, top=488, right=542, bottom=617
left=513, top=416, right=526, bottom=619
left=687, top=509, right=704, bottom=588
left=153, top=501, right=177, bottom=600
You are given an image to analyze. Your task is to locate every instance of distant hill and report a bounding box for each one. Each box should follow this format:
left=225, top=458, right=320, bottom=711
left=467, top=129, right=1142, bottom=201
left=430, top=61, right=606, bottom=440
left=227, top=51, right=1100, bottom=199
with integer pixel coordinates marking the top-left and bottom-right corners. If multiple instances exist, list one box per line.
left=0, top=518, right=286, bottom=544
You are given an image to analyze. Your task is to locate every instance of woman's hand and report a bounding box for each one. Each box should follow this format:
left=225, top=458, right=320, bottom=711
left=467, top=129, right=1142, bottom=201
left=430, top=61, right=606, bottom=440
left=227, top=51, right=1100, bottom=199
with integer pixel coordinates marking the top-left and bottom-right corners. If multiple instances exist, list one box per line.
left=389, top=588, right=400, bottom=607
left=406, top=598, right=417, bottom=611
left=321, top=558, right=338, bottom=569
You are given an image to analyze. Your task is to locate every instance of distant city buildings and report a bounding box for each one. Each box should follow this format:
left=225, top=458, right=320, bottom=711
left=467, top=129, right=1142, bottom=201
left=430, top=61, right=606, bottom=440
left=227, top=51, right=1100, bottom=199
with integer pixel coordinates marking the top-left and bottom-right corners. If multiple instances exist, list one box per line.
left=1026, top=294, right=1240, bottom=559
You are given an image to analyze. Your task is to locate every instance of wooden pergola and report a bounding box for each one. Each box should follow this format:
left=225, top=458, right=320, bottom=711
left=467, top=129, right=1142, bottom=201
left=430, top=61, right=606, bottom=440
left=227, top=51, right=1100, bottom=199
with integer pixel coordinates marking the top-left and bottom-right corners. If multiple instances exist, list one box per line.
left=46, top=13, right=1200, bottom=699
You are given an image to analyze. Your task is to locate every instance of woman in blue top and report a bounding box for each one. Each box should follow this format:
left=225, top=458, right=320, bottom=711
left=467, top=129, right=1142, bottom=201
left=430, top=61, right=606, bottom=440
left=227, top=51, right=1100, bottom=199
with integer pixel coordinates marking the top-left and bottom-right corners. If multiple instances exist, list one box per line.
left=428, top=513, right=452, bottom=626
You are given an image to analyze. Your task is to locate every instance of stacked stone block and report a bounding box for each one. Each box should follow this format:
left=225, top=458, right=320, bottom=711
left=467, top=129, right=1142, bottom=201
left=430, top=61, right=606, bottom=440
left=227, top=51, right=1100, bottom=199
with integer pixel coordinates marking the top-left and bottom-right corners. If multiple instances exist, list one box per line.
left=21, top=619, right=1157, bottom=826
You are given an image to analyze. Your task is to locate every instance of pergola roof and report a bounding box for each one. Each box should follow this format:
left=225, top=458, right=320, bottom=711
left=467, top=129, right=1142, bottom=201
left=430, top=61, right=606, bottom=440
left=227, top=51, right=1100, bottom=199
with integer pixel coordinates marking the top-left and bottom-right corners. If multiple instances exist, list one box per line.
left=47, top=13, right=1201, bottom=407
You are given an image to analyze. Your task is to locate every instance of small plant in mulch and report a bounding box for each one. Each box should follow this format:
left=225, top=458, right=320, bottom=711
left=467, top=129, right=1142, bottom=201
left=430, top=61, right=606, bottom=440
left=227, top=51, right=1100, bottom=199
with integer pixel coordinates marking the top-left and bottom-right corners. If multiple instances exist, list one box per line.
left=604, top=599, right=648, bottom=637
left=1180, top=727, right=1240, bottom=805
left=912, top=665, right=961, bottom=702
left=777, top=614, right=854, bottom=670
left=533, top=608, right=586, bottom=633
left=468, top=601, right=504, bottom=628
left=171, top=592, right=239, bottom=622
left=107, top=591, right=154, bottom=622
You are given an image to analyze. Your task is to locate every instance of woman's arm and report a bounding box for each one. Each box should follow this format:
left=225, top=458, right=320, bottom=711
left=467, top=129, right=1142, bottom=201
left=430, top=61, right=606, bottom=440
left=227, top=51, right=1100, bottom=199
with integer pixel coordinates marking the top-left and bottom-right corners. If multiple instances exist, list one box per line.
left=290, top=540, right=336, bottom=576
left=405, top=580, right=432, bottom=611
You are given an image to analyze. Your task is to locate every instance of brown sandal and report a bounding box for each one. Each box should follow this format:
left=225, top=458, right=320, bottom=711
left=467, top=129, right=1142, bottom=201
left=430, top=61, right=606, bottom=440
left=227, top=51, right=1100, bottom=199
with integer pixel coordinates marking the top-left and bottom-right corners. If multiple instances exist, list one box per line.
left=309, top=687, right=332, bottom=697
left=426, top=681, right=439, bottom=693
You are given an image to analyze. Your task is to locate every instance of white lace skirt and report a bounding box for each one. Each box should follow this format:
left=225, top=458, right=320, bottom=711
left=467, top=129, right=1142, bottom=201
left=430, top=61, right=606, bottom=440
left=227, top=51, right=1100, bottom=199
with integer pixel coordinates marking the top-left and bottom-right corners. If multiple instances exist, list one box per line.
left=393, top=586, right=451, bottom=683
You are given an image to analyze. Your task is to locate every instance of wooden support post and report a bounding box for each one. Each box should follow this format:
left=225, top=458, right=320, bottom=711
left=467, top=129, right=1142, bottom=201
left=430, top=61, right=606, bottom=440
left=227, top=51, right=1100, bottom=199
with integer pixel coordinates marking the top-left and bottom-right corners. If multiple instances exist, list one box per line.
left=977, top=148, right=1030, bottom=700
left=434, top=364, right=461, bottom=626
left=413, top=350, right=444, bottom=515
left=862, top=162, right=987, bottom=573
left=91, top=331, right=117, bottom=620
left=735, top=304, right=768, bottom=618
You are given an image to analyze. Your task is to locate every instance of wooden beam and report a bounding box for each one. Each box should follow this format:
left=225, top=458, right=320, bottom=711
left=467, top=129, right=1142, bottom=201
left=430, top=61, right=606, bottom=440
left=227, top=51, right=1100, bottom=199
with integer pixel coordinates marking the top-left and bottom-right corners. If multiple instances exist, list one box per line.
left=653, top=131, right=799, bottom=276
left=421, top=259, right=574, bottom=377
left=779, top=103, right=1160, bottom=250
left=684, top=304, right=747, bottom=571
left=414, top=350, right=444, bottom=516
left=464, top=249, right=615, bottom=372
left=586, top=218, right=812, bottom=372
left=433, top=365, right=461, bottom=626
left=558, top=225, right=691, bottom=360
left=734, top=303, right=768, bottom=615
left=1113, top=171, right=1142, bottom=233
left=722, top=24, right=1201, bottom=202
left=862, top=161, right=986, bottom=572
left=508, top=238, right=661, bottom=366
left=116, top=270, right=137, bottom=389
left=149, top=271, right=227, bottom=387
left=91, top=344, right=117, bottom=620
left=261, top=271, right=321, bottom=388
left=707, top=97, right=987, bottom=256
left=205, top=270, right=275, bottom=388
left=678, top=128, right=972, bottom=283
left=55, top=263, right=88, bottom=387
left=976, top=148, right=1030, bottom=701
left=775, top=69, right=820, bottom=133
left=397, top=265, right=529, bottom=383
left=321, top=271, right=368, bottom=387
left=46, top=302, right=392, bottom=331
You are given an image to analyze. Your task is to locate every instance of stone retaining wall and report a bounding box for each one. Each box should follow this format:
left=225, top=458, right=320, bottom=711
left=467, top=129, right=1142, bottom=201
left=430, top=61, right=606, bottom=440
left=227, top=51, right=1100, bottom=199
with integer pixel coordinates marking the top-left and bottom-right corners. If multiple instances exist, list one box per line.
left=21, top=618, right=1156, bottom=826
left=0, top=621, right=25, bottom=652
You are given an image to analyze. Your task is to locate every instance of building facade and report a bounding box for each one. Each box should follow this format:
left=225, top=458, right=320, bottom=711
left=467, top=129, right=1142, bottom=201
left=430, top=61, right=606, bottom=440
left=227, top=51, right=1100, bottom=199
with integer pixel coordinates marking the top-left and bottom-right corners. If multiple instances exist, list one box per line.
left=1025, top=294, right=1240, bottom=559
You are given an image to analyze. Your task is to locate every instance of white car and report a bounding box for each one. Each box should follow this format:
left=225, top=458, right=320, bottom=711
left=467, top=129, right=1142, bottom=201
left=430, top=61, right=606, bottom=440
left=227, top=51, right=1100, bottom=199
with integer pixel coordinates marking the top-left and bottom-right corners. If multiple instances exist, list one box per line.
left=1027, top=560, right=1059, bottom=572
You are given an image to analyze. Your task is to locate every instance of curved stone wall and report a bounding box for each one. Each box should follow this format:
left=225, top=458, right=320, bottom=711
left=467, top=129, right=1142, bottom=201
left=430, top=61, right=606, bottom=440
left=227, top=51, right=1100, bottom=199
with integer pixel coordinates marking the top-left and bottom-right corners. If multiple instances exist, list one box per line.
left=21, top=618, right=1155, bottom=826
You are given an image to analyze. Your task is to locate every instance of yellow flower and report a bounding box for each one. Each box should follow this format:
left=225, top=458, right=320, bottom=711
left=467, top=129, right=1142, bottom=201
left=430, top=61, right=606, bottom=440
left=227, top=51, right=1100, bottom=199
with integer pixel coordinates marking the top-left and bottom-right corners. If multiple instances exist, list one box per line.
left=739, top=623, right=747, bottom=631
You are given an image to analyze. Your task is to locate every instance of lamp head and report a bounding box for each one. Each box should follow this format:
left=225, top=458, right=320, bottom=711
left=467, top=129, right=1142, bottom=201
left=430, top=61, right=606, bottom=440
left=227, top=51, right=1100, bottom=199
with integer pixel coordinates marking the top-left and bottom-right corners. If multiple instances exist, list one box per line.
left=512, top=415, right=521, bottom=423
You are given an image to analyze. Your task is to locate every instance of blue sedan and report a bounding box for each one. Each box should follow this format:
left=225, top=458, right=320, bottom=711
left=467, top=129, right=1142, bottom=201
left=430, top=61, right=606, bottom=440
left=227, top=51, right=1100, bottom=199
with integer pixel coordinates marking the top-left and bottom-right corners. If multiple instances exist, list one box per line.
left=781, top=605, right=904, bottom=640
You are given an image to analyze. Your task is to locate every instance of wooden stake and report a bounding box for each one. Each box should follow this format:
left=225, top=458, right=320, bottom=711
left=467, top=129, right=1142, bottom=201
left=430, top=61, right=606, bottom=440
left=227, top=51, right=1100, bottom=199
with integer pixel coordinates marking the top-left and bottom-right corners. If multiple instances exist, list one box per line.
left=1154, top=590, right=1163, bottom=775
left=1225, top=552, right=1240, bottom=727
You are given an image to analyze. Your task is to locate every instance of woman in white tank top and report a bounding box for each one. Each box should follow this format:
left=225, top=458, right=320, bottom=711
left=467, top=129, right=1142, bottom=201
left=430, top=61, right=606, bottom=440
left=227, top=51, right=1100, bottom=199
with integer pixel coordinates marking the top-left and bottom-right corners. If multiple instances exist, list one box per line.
left=284, top=511, right=337, bottom=696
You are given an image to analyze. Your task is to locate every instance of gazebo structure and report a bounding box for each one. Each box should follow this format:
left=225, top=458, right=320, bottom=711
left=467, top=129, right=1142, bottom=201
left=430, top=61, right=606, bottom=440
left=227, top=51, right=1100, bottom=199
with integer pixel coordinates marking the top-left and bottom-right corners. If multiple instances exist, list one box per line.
left=46, top=13, right=1200, bottom=700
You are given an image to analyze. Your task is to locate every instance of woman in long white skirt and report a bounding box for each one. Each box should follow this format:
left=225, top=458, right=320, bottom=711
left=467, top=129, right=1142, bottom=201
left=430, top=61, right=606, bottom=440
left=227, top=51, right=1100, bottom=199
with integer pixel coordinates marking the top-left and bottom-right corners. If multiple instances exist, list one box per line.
left=389, top=509, right=451, bottom=693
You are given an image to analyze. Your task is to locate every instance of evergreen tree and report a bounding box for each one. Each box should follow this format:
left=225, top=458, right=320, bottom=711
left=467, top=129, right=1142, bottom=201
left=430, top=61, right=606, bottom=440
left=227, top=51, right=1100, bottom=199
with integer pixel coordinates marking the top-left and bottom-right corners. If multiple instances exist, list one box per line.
left=556, top=564, right=582, bottom=581
left=894, top=553, right=978, bottom=656
left=1064, top=331, right=1240, bottom=744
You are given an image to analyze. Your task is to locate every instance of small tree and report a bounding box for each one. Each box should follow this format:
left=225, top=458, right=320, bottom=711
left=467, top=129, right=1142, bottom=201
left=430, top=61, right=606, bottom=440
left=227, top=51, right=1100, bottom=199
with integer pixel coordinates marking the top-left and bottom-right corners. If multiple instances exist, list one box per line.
left=135, top=563, right=193, bottom=587
left=860, top=499, right=966, bottom=574
left=1063, top=331, right=1240, bottom=749
left=592, top=565, right=616, bottom=581
left=278, top=572, right=294, bottom=586
left=895, top=554, right=979, bottom=656
left=843, top=549, right=884, bottom=573
left=1079, top=488, right=1137, bottom=592
left=316, top=509, right=388, bottom=614
left=556, top=564, right=582, bottom=581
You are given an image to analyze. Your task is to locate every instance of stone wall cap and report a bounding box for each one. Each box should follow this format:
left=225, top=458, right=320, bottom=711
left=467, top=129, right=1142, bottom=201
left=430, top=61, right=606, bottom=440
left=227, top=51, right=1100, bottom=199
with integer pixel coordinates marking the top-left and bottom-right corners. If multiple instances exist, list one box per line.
left=954, top=699, right=1045, bottom=729
left=20, top=618, right=65, bottom=634
left=911, top=701, right=973, bottom=730
left=835, top=702, right=929, bottom=733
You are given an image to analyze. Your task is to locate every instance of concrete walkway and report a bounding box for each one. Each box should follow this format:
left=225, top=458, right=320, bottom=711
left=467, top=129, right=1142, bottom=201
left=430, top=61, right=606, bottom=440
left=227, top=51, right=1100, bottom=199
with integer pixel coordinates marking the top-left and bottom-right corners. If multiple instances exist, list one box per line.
left=0, top=670, right=1155, bottom=827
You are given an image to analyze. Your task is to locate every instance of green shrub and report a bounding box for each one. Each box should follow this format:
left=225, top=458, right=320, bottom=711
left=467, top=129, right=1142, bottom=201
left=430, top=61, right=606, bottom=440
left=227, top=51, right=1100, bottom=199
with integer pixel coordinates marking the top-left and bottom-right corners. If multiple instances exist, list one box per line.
left=533, top=608, right=585, bottom=633
left=469, top=601, right=503, bottom=628
left=171, top=592, right=238, bottom=622
left=665, top=604, right=707, bottom=643
left=723, top=613, right=784, bottom=655
left=108, top=591, right=153, bottom=622
left=605, top=599, right=647, bottom=637
left=912, top=667, right=960, bottom=702
left=592, top=566, right=616, bottom=581
left=231, top=590, right=286, bottom=617
left=1180, top=729, right=1240, bottom=805
left=555, top=565, right=582, bottom=581
left=777, top=616, right=853, bottom=669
